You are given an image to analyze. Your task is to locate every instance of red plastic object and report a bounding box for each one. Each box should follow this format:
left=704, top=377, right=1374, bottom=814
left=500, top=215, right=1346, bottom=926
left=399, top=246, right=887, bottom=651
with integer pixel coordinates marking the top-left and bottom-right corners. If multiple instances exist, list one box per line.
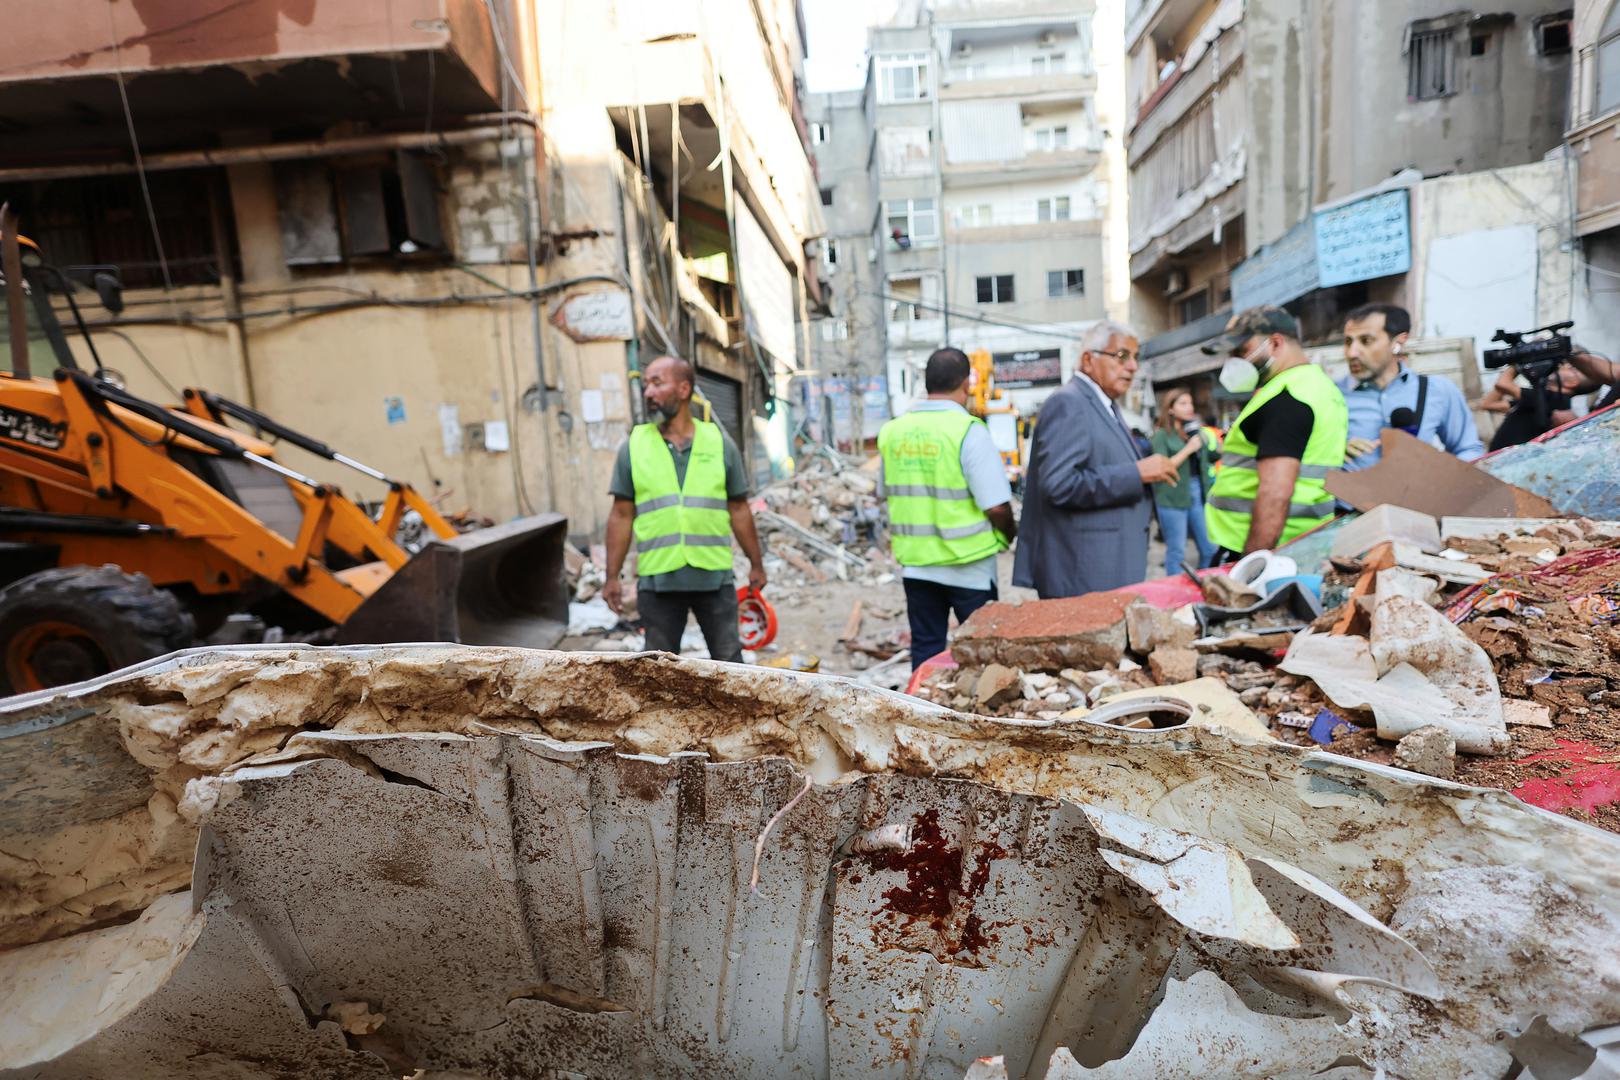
left=737, top=586, right=778, bottom=650
left=1510, top=740, right=1620, bottom=817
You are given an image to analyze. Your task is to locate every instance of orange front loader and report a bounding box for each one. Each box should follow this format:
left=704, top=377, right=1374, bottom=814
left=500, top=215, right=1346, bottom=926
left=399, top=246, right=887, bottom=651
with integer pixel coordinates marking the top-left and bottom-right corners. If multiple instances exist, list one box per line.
left=0, top=208, right=568, bottom=694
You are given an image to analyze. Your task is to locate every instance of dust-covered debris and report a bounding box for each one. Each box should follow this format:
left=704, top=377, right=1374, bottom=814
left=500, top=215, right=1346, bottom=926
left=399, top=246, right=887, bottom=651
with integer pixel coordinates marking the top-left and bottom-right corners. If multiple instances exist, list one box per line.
left=2, top=644, right=1618, bottom=1079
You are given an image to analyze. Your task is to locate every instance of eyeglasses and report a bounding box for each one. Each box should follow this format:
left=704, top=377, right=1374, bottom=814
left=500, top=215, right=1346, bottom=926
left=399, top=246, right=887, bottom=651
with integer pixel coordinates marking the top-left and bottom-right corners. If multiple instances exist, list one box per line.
left=1094, top=349, right=1140, bottom=365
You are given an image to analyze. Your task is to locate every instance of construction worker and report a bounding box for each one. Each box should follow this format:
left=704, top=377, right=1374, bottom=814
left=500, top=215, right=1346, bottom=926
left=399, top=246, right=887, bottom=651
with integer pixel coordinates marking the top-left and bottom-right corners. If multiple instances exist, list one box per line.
left=1199, top=307, right=1348, bottom=559
left=879, top=348, right=1017, bottom=670
left=603, top=355, right=766, bottom=663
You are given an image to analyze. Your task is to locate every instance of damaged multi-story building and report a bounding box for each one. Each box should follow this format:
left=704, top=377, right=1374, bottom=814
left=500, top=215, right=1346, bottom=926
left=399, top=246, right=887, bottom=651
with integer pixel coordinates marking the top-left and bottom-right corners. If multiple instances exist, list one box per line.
left=806, top=0, right=1125, bottom=428
left=1569, top=1, right=1620, bottom=352
left=1125, top=0, right=1579, bottom=424
left=0, top=0, right=824, bottom=537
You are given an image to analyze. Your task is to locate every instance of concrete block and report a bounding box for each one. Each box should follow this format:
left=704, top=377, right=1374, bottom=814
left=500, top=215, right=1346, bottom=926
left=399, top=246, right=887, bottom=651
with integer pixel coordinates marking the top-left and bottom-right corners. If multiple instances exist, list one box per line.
left=974, top=663, right=1022, bottom=708
left=1126, top=602, right=1197, bottom=654
left=1148, top=647, right=1198, bottom=686
left=1330, top=505, right=1441, bottom=560
left=952, top=593, right=1130, bottom=672
left=1394, top=725, right=1457, bottom=780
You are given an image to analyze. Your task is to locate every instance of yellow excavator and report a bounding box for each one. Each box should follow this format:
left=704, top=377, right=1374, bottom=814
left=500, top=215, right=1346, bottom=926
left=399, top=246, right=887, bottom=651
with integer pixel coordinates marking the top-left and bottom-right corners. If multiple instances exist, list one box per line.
left=0, top=207, right=568, bottom=694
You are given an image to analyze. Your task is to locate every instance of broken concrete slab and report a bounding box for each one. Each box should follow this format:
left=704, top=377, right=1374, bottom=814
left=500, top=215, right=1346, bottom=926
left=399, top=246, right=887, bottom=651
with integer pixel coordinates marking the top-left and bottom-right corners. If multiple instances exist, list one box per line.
left=952, top=592, right=1130, bottom=672
left=2, top=645, right=1618, bottom=1078
left=1147, top=647, right=1198, bottom=686
left=974, top=662, right=1022, bottom=708
left=1395, top=725, right=1458, bottom=780
left=1330, top=505, right=1441, bottom=560
left=1125, top=601, right=1197, bottom=654
left=1503, top=699, right=1554, bottom=728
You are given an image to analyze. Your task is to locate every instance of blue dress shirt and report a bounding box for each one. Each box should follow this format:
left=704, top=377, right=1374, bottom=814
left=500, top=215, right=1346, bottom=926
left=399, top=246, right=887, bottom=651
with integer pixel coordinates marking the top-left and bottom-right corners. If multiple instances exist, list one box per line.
left=1335, top=366, right=1485, bottom=472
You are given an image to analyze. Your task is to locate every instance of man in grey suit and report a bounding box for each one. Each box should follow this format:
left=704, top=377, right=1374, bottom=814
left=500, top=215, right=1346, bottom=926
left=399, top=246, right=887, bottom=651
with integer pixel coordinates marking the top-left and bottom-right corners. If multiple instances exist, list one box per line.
left=1013, top=320, right=1181, bottom=599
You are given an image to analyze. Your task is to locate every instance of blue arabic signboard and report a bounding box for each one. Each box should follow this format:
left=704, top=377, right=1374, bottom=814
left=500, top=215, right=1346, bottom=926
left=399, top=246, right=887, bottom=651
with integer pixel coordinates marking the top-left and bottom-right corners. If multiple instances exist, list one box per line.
left=1314, top=189, right=1412, bottom=287
left=1231, top=218, right=1319, bottom=311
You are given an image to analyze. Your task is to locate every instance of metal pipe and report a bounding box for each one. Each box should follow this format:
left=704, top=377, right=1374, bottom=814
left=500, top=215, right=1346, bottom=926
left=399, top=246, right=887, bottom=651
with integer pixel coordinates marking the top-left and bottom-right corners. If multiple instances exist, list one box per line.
left=1, top=204, right=28, bottom=379
left=0, top=127, right=508, bottom=183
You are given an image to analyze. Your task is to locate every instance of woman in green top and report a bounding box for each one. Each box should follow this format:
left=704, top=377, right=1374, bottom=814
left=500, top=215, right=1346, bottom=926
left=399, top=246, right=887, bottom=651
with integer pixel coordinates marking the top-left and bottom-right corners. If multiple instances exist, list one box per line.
left=1149, top=388, right=1217, bottom=576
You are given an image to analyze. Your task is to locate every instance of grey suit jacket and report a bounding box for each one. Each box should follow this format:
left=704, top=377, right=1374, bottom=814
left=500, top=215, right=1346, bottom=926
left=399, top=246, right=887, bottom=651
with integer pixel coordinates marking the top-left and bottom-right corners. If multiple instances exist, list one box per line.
left=1012, top=376, right=1152, bottom=598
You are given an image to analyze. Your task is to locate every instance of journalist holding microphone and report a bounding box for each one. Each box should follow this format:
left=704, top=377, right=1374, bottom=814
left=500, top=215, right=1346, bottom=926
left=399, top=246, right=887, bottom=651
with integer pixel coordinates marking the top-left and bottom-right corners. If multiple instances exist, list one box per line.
left=1149, top=388, right=1217, bottom=576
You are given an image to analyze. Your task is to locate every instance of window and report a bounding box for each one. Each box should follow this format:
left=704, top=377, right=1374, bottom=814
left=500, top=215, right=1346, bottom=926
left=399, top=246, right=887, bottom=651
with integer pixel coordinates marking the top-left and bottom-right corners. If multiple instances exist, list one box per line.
left=275, top=151, right=446, bottom=267
left=11, top=171, right=225, bottom=289
left=877, top=53, right=931, bottom=103
left=821, top=238, right=840, bottom=270
left=1046, top=269, right=1084, bottom=297
left=1037, top=197, right=1071, bottom=222
left=820, top=318, right=849, bottom=341
left=976, top=274, right=1014, bottom=303
left=1535, top=16, right=1571, bottom=56
left=1032, top=126, right=1070, bottom=152
left=1177, top=289, right=1210, bottom=325
left=885, top=198, right=938, bottom=246
left=810, top=121, right=830, bottom=144
left=1602, top=4, right=1620, bottom=115
left=1030, top=52, right=1065, bottom=75
left=820, top=187, right=835, bottom=207
left=957, top=204, right=993, bottom=227
left=1470, top=33, right=1490, bottom=57
left=1407, top=27, right=1456, bottom=100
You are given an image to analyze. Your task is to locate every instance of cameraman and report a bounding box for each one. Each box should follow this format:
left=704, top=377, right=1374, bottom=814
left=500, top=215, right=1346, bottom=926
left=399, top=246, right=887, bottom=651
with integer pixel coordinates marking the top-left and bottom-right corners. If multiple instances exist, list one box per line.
left=1484, top=362, right=1585, bottom=450
left=1572, top=348, right=1620, bottom=412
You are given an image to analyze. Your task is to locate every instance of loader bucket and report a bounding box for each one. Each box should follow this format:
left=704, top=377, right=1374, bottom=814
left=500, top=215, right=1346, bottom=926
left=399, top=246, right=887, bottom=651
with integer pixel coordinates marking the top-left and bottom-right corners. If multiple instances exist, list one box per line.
left=336, top=512, right=569, bottom=649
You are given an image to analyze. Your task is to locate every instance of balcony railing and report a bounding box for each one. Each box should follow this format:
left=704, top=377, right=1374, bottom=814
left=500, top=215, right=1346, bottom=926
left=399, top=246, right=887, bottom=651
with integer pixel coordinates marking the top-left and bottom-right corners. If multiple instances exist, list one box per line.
left=944, top=57, right=1092, bottom=83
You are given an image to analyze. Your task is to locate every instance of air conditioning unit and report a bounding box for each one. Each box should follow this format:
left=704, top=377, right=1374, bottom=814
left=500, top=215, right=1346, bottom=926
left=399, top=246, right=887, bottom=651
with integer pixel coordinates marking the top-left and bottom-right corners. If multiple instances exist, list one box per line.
left=1038, top=30, right=1058, bottom=48
left=956, top=41, right=973, bottom=57
left=1164, top=270, right=1188, bottom=296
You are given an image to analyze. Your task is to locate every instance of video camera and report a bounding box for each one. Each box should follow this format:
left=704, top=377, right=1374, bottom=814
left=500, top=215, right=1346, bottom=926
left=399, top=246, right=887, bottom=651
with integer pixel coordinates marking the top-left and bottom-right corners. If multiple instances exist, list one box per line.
left=1482, top=322, right=1574, bottom=384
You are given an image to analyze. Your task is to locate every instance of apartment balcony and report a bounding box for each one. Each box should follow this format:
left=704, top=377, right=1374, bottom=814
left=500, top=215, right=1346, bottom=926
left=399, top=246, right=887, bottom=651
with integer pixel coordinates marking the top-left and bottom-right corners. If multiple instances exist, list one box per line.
left=1127, top=0, right=1219, bottom=53
left=943, top=143, right=1103, bottom=188
left=0, top=0, right=504, bottom=159
left=940, top=63, right=1095, bottom=105
left=1567, top=45, right=1620, bottom=237
left=946, top=218, right=1103, bottom=244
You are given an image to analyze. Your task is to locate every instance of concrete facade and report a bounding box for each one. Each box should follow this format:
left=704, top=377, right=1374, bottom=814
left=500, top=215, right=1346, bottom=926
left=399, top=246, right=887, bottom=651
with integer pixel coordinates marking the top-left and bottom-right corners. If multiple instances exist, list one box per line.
left=1126, top=0, right=1578, bottom=402
left=0, top=0, right=824, bottom=541
left=1569, top=1, right=1620, bottom=360
left=856, top=0, right=1117, bottom=421
left=804, top=89, right=888, bottom=450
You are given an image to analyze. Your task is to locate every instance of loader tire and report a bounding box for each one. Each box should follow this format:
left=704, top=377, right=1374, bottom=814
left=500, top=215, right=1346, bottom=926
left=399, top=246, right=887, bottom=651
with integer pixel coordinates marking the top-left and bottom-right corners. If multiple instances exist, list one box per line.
left=0, top=566, right=196, bottom=695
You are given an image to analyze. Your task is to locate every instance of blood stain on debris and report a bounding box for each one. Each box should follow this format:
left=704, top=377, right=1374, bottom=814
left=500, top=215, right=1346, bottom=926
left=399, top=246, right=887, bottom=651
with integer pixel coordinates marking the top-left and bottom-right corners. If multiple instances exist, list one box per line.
left=860, top=808, right=1005, bottom=957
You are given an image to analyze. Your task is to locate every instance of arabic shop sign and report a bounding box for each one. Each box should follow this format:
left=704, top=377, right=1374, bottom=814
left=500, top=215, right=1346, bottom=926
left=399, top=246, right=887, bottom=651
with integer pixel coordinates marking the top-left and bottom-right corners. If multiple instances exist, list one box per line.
left=1314, top=188, right=1412, bottom=287
left=1230, top=188, right=1413, bottom=310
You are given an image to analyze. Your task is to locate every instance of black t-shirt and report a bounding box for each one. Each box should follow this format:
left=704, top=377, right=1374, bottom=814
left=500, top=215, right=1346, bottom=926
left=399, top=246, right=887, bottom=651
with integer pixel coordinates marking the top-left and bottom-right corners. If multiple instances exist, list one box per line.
left=1489, top=388, right=1571, bottom=452
left=1237, top=389, right=1315, bottom=460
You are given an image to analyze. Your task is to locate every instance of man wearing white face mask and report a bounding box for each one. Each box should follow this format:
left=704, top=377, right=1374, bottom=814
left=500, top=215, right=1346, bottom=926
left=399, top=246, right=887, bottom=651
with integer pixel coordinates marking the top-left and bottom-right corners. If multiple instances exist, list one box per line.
left=1199, top=306, right=1348, bottom=559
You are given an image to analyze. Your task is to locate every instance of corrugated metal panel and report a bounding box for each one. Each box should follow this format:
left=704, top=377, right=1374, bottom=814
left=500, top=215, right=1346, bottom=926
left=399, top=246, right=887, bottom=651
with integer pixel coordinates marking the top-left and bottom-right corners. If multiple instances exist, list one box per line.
left=941, top=100, right=1022, bottom=164
left=734, top=203, right=798, bottom=367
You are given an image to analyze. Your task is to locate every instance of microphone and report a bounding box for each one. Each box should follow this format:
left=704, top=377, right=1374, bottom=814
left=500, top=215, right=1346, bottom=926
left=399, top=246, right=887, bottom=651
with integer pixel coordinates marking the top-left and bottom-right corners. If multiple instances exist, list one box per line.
left=1182, top=419, right=1202, bottom=437
left=1388, top=407, right=1418, bottom=435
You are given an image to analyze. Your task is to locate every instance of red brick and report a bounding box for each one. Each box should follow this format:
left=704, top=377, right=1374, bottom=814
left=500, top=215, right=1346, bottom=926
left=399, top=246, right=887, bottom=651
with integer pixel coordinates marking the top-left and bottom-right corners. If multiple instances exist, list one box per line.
left=951, top=592, right=1131, bottom=672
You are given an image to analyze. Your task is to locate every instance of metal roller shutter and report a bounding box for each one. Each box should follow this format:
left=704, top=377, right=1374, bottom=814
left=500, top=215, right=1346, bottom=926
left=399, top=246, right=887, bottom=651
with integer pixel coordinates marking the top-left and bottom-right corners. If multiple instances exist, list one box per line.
left=695, top=371, right=744, bottom=451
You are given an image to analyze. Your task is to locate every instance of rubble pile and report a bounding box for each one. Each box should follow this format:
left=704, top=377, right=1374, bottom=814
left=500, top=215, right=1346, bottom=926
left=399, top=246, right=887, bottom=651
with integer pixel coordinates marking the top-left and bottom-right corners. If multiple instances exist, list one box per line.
left=753, top=455, right=894, bottom=594
left=915, top=512, right=1620, bottom=831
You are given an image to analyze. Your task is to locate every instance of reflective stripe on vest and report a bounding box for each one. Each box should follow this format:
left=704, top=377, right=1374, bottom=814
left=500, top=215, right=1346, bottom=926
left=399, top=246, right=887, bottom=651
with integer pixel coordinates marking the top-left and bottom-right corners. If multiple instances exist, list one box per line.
left=878, top=407, right=1007, bottom=567
left=629, top=421, right=734, bottom=574
left=1205, top=364, right=1348, bottom=552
